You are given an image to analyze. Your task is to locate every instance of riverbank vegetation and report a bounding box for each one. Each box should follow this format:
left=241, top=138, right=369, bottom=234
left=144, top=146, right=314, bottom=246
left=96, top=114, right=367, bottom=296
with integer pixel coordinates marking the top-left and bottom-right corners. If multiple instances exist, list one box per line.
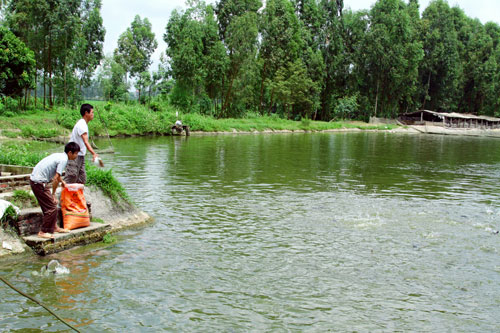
left=0, top=140, right=129, bottom=204
left=0, top=101, right=395, bottom=141
left=1, top=0, right=500, bottom=123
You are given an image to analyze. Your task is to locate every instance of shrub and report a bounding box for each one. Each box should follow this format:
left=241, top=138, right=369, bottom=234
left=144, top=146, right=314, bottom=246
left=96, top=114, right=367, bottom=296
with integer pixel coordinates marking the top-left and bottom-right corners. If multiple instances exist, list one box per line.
left=333, top=95, right=359, bottom=120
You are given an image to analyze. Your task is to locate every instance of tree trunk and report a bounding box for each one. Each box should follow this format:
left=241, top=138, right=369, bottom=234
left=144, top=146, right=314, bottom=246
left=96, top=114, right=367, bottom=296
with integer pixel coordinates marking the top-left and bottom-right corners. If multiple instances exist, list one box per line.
left=48, top=31, right=53, bottom=107
left=64, top=55, right=67, bottom=106
left=34, top=69, right=37, bottom=108
left=258, top=62, right=267, bottom=115
left=221, top=77, right=235, bottom=118
left=374, top=79, right=379, bottom=117
left=43, top=71, right=46, bottom=110
left=268, top=90, right=275, bottom=115
left=422, top=71, right=431, bottom=110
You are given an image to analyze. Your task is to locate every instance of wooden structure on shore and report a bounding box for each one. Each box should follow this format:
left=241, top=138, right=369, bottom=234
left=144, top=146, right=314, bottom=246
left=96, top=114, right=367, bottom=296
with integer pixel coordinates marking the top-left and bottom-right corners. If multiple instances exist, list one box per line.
left=399, top=110, right=500, bottom=129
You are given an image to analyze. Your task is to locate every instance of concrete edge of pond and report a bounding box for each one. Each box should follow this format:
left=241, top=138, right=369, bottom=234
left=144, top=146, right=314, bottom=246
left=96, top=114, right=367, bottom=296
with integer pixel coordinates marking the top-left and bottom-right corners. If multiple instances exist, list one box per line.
left=0, top=185, right=153, bottom=259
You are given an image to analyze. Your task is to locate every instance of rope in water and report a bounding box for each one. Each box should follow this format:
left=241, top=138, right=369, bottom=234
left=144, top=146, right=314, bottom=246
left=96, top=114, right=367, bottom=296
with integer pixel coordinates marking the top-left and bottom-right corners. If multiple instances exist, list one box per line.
left=0, top=276, right=80, bottom=332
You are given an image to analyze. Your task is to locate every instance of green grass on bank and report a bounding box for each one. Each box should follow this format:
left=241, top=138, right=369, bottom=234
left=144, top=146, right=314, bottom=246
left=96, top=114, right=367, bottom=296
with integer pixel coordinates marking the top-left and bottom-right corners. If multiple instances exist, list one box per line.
left=0, top=141, right=50, bottom=166
left=0, top=101, right=396, bottom=140
left=0, top=140, right=130, bottom=205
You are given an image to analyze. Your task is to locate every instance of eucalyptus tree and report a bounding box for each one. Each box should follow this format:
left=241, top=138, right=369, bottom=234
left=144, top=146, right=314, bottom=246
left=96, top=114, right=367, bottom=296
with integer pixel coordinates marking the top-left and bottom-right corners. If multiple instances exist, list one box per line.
left=165, top=2, right=227, bottom=112
left=419, top=0, right=461, bottom=112
left=292, top=0, right=325, bottom=119
left=214, top=0, right=260, bottom=116
left=458, top=18, right=496, bottom=115
left=6, top=0, right=85, bottom=107
left=97, top=55, right=129, bottom=101
left=0, top=26, right=35, bottom=101
left=115, top=14, right=158, bottom=98
left=316, top=0, right=349, bottom=120
left=215, top=0, right=261, bottom=41
left=268, top=58, right=319, bottom=119
left=74, top=0, right=105, bottom=99
left=259, top=0, right=303, bottom=114
left=361, top=0, right=423, bottom=118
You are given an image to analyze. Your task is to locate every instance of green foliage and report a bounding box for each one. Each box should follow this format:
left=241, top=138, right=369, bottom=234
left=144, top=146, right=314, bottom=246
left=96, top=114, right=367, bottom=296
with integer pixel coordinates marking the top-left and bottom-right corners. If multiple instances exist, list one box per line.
left=0, top=26, right=35, bottom=98
left=1, top=205, right=17, bottom=226
left=11, top=189, right=37, bottom=209
left=300, top=117, right=311, bottom=129
left=115, top=15, right=158, bottom=80
left=86, top=165, right=130, bottom=203
left=333, top=95, right=359, bottom=120
left=0, top=142, right=49, bottom=166
left=20, top=125, right=60, bottom=138
left=102, top=232, right=117, bottom=244
left=91, top=217, right=105, bottom=223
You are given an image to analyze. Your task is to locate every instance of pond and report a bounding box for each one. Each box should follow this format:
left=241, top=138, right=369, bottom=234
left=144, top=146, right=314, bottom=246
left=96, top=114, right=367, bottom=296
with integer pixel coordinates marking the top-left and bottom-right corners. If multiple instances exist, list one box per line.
left=2, top=132, right=500, bottom=331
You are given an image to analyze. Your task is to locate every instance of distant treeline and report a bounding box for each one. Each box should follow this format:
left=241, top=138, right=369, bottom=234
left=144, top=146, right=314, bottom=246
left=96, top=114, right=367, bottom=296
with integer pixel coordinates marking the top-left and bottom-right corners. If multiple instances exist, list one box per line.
left=1, top=0, right=500, bottom=120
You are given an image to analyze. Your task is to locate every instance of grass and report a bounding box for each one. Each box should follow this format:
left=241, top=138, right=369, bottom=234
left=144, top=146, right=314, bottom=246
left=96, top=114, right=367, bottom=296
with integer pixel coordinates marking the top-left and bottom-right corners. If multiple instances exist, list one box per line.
left=86, top=165, right=130, bottom=204
left=91, top=217, right=105, bottom=224
left=1, top=100, right=397, bottom=139
left=11, top=190, right=38, bottom=209
left=102, top=232, right=117, bottom=244
left=0, top=141, right=51, bottom=166
left=1, top=205, right=18, bottom=228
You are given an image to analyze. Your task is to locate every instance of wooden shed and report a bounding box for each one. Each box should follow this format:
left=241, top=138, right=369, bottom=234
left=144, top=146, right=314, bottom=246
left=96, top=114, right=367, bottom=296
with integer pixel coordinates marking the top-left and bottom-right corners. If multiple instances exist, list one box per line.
left=398, top=110, right=500, bottom=129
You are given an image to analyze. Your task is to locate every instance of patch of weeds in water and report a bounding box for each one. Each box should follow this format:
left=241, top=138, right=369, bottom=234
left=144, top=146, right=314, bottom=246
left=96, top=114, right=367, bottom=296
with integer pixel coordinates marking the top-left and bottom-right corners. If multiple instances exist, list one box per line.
left=86, top=165, right=130, bottom=204
left=102, top=233, right=117, bottom=244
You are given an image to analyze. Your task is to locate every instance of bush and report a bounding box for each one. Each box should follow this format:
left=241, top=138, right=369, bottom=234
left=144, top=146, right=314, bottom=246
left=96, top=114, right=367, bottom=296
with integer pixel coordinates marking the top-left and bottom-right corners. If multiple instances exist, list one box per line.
left=333, top=95, right=359, bottom=120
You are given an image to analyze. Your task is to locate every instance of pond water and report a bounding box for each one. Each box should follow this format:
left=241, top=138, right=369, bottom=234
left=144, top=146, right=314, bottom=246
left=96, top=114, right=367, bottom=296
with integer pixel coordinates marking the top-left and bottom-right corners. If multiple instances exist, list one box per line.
left=2, top=132, right=500, bottom=331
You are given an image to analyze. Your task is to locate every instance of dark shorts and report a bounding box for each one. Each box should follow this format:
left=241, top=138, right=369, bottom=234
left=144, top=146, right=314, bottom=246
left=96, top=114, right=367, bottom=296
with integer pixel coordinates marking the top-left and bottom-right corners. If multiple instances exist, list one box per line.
left=64, top=155, right=86, bottom=184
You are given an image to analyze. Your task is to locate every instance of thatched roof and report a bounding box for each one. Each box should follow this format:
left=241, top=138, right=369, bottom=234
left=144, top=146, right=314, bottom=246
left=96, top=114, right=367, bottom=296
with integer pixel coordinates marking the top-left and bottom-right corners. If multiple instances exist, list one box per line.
left=403, top=110, right=500, bottom=122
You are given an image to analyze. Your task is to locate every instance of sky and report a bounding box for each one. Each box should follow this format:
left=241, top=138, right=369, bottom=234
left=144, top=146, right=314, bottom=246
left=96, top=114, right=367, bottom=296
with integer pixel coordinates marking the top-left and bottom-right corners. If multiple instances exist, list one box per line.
left=100, top=0, right=500, bottom=69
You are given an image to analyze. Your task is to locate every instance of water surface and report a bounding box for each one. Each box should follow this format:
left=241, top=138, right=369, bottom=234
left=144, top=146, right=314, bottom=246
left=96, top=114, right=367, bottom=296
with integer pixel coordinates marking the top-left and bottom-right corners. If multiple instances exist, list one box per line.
left=2, top=132, right=500, bottom=331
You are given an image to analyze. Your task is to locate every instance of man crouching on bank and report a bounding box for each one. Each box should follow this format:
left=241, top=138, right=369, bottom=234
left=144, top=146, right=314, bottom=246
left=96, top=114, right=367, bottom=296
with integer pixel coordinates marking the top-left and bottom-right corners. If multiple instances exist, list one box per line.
left=30, top=142, right=80, bottom=239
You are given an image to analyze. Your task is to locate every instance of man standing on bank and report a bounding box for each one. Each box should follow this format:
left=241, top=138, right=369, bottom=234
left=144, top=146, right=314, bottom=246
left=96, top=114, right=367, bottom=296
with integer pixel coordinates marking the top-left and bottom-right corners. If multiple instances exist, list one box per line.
left=30, top=142, right=81, bottom=239
left=65, top=103, right=99, bottom=184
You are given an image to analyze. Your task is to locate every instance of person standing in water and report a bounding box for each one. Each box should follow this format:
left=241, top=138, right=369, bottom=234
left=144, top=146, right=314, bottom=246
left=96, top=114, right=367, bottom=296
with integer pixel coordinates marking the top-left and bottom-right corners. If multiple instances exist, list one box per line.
left=65, top=103, right=99, bottom=184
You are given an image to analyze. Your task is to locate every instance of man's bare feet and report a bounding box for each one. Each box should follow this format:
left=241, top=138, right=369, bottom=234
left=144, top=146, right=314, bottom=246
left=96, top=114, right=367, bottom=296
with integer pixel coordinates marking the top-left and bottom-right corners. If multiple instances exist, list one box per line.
left=55, top=228, right=70, bottom=233
left=38, top=232, right=54, bottom=239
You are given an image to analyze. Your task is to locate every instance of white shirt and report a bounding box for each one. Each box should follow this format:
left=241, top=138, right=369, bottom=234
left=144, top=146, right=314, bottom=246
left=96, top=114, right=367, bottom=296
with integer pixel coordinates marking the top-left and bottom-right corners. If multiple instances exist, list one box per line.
left=30, top=153, right=68, bottom=183
left=69, top=118, right=89, bottom=156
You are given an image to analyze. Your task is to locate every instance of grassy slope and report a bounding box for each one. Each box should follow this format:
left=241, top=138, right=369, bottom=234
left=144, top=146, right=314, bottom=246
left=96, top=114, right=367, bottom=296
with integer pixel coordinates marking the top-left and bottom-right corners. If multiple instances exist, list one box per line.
left=0, top=101, right=396, bottom=140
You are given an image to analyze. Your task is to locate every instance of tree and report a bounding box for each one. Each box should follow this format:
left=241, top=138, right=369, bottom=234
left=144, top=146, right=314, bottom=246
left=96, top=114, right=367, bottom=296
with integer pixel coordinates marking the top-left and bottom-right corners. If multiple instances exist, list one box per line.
left=220, top=11, right=259, bottom=116
left=259, top=0, right=303, bottom=114
left=164, top=6, right=205, bottom=108
left=115, top=15, right=158, bottom=84
left=97, top=55, right=129, bottom=101
left=74, top=0, right=105, bottom=97
left=418, top=0, right=462, bottom=112
left=0, top=26, right=35, bottom=99
left=361, top=0, right=423, bottom=117
left=268, top=59, right=319, bottom=119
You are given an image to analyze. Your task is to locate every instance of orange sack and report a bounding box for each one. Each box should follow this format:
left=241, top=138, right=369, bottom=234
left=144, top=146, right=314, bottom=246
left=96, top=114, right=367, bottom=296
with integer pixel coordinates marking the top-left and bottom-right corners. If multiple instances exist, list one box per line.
left=61, top=184, right=90, bottom=230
